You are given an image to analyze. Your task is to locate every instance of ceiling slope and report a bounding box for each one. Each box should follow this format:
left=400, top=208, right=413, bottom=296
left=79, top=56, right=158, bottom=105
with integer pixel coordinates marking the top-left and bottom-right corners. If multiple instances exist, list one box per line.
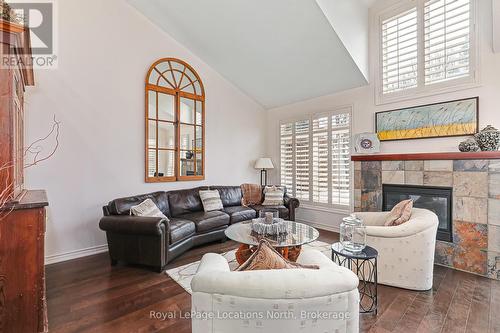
left=128, top=0, right=370, bottom=108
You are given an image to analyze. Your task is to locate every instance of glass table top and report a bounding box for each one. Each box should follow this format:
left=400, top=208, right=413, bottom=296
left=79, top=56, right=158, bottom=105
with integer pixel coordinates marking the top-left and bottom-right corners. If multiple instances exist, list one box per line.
left=224, top=220, right=320, bottom=247
left=331, top=242, right=378, bottom=259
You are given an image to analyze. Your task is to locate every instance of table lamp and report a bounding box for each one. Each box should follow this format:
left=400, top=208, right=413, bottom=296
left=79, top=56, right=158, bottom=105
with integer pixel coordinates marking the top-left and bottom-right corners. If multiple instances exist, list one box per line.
left=254, top=158, right=274, bottom=187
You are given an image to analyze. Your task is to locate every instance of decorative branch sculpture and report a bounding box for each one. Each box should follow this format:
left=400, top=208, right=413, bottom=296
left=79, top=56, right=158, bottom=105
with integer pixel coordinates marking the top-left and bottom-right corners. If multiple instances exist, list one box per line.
left=0, top=115, right=60, bottom=220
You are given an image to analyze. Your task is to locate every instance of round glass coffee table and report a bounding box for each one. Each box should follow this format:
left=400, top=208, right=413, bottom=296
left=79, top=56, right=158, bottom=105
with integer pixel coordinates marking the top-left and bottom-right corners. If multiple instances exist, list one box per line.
left=225, top=220, right=320, bottom=265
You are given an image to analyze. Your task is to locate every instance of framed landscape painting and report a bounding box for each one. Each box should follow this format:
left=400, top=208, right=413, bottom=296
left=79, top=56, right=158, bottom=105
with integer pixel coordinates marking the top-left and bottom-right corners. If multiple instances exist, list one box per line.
left=376, top=97, right=479, bottom=141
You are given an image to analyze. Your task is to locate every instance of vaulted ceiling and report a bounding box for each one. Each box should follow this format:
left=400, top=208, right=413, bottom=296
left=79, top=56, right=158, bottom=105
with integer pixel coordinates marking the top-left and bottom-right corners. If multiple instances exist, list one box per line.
left=128, top=0, right=372, bottom=109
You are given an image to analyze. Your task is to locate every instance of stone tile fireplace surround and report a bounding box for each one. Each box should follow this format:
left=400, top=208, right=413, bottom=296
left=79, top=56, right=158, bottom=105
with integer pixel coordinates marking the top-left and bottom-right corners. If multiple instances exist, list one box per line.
left=353, top=152, right=500, bottom=281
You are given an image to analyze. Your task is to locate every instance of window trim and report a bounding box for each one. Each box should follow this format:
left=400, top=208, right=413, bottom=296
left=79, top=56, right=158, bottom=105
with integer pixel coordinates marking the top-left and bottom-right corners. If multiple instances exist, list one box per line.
left=373, top=0, right=480, bottom=105
left=278, top=106, right=353, bottom=212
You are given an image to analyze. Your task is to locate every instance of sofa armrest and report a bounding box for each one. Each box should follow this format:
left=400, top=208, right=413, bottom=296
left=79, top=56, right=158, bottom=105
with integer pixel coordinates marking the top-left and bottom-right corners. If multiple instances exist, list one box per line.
left=99, top=216, right=168, bottom=236
left=283, top=193, right=299, bottom=221
left=284, top=193, right=300, bottom=209
left=364, top=209, right=439, bottom=238
left=191, top=250, right=359, bottom=298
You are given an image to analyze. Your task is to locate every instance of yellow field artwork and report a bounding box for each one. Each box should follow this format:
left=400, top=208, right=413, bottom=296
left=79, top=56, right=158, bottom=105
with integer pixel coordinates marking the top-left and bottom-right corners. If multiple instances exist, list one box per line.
left=378, top=122, right=477, bottom=141
left=376, top=98, right=478, bottom=141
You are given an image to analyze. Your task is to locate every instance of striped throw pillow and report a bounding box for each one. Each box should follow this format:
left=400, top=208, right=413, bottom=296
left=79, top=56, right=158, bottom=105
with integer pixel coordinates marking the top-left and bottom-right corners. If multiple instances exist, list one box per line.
left=130, top=198, right=169, bottom=220
left=262, top=186, right=285, bottom=206
left=199, top=190, right=224, bottom=212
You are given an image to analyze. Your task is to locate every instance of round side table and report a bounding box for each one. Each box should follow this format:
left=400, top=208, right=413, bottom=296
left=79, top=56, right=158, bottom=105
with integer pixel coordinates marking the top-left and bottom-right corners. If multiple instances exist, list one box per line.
left=331, top=242, right=378, bottom=314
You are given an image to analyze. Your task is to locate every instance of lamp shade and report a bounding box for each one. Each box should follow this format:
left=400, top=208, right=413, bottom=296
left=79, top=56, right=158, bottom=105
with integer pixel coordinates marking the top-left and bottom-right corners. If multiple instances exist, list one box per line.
left=254, top=158, right=274, bottom=169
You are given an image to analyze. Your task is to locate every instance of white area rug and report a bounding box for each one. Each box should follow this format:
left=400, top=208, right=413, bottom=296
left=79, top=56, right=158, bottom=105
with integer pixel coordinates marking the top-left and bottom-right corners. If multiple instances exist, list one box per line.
left=165, top=240, right=332, bottom=294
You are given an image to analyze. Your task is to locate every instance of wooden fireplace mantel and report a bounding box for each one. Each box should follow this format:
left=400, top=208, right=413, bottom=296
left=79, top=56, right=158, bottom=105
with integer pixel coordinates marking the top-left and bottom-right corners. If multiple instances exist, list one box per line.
left=351, top=151, right=500, bottom=161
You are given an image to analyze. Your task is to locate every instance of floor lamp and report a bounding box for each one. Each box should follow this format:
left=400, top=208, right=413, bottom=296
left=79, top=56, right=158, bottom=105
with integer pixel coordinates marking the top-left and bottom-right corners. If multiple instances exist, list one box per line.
left=254, top=158, right=274, bottom=187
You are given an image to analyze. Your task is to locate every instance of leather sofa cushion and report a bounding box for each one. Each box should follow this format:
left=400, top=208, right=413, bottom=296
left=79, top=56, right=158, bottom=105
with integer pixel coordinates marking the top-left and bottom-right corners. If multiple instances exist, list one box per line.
left=249, top=205, right=289, bottom=220
left=210, top=186, right=243, bottom=207
left=169, top=218, right=196, bottom=244
left=224, top=206, right=257, bottom=224
left=180, top=210, right=230, bottom=233
left=168, top=187, right=209, bottom=217
left=108, top=192, right=170, bottom=217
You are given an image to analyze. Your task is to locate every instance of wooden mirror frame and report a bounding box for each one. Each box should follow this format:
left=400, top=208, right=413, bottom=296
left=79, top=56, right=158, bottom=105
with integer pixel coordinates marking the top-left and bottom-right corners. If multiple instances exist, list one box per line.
left=145, top=58, right=205, bottom=182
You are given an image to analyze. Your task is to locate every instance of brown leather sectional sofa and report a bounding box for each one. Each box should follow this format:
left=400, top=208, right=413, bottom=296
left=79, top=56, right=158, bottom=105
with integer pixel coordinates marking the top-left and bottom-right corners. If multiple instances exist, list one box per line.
left=99, top=185, right=299, bottom=272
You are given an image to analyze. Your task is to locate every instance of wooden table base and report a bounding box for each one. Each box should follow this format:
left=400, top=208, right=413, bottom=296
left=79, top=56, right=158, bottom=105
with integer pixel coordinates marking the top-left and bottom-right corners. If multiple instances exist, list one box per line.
left=235, top=244, right=302, bottom=265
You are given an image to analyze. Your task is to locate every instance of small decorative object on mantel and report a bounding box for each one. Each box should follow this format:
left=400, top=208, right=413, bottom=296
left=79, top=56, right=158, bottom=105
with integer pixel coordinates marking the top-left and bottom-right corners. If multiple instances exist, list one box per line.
left=353, top=132, right=380, bottom=154
left=251, top=217, right=288, bottom=236
left=474, top=125, right=500, bottom=151
left=458, top=137, right=481, bottom=152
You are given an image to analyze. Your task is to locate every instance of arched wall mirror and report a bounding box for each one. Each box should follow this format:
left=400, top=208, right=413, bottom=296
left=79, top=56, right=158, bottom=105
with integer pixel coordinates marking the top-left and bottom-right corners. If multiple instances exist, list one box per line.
left=145, top=58, right=205, bottom=182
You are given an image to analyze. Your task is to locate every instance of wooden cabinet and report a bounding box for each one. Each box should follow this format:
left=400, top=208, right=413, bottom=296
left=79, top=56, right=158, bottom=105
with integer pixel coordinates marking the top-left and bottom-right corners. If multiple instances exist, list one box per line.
left=0, top=191, right=48, bottom=333
left=0, top=20, right=47, bottom=333
left=0, top=19, right=34, bottom=202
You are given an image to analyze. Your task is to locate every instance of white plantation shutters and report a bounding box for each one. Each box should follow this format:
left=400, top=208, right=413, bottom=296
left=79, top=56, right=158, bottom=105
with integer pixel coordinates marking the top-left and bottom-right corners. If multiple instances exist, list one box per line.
left=331, top=114, right=351, bottom=206
left=312, top=116, right=329, bottom=204
left=382, top=8, right=418, bottom=94
left=379, top=0, right=475, bottom=99
left=279, top=109, right=351, bottom=208
left=424, top=0, right=471, bottom=84
left=295, top=120, right=310, bottom=200
left=279, top=123, right=293, bottom=192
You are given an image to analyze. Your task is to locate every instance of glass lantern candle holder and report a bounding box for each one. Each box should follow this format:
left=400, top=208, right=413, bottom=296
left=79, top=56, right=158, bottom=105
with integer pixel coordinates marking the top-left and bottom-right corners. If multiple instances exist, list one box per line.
left=340, top=214, right=367, bottom=253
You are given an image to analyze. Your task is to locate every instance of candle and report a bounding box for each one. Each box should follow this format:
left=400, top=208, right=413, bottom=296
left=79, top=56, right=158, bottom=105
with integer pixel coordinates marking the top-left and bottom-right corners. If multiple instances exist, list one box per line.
left=265, top=212, right=273, bottom=224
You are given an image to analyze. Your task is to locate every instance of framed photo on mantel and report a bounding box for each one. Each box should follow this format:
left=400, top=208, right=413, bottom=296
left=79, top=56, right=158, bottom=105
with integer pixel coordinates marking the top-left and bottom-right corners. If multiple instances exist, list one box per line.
left=375, top=97, right=479, bottom=141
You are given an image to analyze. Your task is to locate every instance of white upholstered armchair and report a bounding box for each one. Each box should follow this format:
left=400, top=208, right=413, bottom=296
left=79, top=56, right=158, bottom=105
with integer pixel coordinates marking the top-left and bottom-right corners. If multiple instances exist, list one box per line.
left=355, top=208, right=439, bottom=291
left=191, top=249, right=360, bottom=333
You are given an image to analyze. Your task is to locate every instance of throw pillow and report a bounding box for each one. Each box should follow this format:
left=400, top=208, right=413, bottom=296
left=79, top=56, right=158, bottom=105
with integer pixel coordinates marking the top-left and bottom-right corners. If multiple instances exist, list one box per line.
left=199, top=189, right=224, bottom=212
left=262, top=186, right=285, bottom=206
left=384, top=199, right=413, bottom=226
left=237, top=239, right=319, bottom=271
left=240, top=183, right=263, bottom=206
left=130, top=198, right=169, bottom=220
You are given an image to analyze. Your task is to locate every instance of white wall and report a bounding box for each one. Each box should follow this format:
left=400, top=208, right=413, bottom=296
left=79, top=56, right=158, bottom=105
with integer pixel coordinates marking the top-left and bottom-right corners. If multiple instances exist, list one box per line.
left=315, top=0, right=371, bottom=80
left=24, top=0, right=267, bottom=263
left=266, top=0, right=500, bottom=231
left=494, top=0, right=500, bottom=53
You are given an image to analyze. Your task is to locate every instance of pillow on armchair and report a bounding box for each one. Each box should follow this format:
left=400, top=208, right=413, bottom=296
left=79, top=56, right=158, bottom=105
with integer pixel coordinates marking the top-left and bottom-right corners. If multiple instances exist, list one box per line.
left=385, top=199, right=413, bottom=226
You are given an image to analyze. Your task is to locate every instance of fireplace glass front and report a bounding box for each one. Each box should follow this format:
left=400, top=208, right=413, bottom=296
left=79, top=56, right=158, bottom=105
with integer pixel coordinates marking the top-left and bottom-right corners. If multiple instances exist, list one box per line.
left=382, top=184, right=453, bottom=242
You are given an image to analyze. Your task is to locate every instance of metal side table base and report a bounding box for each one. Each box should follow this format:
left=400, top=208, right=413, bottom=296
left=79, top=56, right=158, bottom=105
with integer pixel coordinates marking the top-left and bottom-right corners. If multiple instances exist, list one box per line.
left=331, top=242, right=378, bottom=314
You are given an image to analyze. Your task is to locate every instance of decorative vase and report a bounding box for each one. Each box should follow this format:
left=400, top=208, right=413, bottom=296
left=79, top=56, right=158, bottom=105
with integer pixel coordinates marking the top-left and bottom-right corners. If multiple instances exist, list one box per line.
left=474, top=125, right=500, bottom=151
left=251, top=217, right=287, bottom=236
left=339, top=214, right=366, bottom=253
left=458, top=138, right=480, bottom=152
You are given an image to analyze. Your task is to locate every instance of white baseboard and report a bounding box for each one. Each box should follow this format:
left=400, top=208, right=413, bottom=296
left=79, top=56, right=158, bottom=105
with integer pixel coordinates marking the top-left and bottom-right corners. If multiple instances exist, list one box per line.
left=45, top=244, right=108, bottom=265
left=296, top=218, right=340, bottom=233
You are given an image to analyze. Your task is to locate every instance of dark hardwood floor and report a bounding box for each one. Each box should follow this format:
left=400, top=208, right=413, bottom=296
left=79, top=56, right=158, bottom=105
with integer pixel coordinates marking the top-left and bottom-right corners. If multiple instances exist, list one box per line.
left=46, top=230, right=500, bottom=333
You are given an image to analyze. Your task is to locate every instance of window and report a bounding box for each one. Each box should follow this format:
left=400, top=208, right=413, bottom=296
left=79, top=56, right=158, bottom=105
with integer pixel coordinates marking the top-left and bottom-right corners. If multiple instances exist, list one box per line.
left=382, top=8, right=418, bottom=94
left=279, top=109, right=351, bottom=209
left=145, top=58, right=205, bottom=182
left=378, top=0, right=476, bottom=101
